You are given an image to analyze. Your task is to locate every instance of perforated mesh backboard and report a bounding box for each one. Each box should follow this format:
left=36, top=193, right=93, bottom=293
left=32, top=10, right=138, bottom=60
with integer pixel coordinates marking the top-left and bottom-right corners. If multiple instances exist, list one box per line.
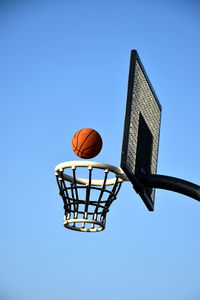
left=121, top=50, right=162, bottom=210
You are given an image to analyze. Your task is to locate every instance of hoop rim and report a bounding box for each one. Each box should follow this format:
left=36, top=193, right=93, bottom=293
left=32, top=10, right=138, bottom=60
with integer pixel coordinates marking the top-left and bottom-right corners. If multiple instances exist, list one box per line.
left=54, top=160, right=129, bottom=186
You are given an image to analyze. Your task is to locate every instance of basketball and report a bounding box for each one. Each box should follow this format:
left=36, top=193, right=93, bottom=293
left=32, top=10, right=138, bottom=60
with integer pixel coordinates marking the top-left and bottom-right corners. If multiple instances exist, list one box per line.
left=71, top=128, right=103, bottom=159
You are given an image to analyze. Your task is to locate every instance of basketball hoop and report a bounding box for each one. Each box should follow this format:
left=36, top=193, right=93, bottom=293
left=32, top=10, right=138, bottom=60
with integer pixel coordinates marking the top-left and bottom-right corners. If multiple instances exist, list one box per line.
left=55, top=161, right=128, bottom=232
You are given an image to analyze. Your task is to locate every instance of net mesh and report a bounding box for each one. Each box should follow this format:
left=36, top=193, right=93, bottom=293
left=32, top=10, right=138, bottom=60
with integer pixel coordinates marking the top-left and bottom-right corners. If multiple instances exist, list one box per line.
left=55, top=166, right=122, bottom=232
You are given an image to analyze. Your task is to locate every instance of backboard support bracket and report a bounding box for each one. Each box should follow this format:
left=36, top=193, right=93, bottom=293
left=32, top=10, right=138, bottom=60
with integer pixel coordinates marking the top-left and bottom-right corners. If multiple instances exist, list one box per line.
left=121, top=163, right=154, bottom=210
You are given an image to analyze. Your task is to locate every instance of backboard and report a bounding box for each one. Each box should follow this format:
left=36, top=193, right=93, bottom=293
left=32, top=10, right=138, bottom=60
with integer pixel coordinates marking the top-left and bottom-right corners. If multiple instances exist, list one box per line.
left=121, top=50, right=162, bottom=211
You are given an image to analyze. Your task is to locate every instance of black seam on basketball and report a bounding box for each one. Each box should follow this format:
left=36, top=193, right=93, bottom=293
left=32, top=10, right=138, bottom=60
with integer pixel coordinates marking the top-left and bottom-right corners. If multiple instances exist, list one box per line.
left=72, top=143, right=86, bottom=154
left=79, top=129, right=95, bottom=153
left=72, top=144, right=95, bottom=155
left=80, top=140, right=102, bottom=152
left=73, top=129, right=83, bottom=156
left=72, top=142, right=101, bottom=157
left=72, top=142, right=78, bottom=151
left=76, top=129, right=82, bottom=149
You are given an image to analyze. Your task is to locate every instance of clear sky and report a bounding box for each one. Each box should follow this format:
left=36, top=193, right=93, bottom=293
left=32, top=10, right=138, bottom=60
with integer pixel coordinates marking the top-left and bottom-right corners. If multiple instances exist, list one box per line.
left=1, top=1, right=200, bottom=299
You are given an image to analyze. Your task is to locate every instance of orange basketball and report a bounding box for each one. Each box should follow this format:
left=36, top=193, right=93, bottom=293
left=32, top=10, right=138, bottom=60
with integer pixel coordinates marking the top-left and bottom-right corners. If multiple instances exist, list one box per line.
left=71, top=128, right=103, bottom=159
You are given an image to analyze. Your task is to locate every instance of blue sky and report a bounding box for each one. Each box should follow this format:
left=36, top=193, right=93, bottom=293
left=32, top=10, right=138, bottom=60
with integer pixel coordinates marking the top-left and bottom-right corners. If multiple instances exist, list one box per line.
left=0, top=1, right=200, bottom=299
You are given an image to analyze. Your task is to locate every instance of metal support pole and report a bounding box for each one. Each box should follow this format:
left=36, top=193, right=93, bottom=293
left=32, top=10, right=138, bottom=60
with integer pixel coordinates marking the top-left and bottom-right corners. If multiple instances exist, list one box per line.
left=143, top=174, right=200, bottom=202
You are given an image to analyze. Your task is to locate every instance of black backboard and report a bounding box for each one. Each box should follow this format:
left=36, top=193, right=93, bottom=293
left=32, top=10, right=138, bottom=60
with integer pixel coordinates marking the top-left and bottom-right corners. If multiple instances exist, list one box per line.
left=121, top=50, right=162, bottom=210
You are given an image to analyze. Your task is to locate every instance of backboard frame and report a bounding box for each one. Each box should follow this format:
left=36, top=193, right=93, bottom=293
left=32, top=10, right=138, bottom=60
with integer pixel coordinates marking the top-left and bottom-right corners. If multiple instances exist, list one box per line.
left=121, top=50, right=162, bottom=211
